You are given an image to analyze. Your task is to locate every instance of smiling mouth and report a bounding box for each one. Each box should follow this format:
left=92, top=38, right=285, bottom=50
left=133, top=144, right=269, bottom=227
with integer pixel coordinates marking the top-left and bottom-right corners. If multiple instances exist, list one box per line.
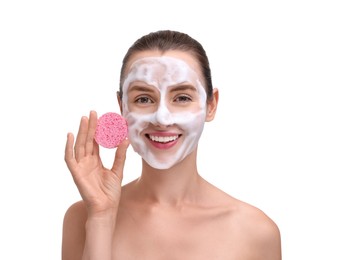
left=146, top=134, right=181, bottom=143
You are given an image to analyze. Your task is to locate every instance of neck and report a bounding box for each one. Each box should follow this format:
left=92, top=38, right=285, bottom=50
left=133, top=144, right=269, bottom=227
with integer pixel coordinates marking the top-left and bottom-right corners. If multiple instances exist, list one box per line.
left=134, top=151, right=204, bottom=206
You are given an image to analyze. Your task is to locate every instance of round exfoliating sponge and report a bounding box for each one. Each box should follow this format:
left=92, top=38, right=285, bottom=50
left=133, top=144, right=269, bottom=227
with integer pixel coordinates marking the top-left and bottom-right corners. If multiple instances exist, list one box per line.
left=94, top=112, right=128, bottom=148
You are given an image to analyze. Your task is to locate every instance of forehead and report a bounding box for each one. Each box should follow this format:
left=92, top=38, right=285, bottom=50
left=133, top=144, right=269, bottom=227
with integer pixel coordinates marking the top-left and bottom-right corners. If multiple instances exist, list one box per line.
left=124, top=50, right=203, bottom=80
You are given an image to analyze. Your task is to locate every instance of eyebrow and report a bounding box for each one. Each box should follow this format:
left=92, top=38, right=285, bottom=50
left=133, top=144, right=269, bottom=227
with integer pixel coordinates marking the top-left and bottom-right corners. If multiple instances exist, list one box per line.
left=169, top=84, right=197, bottom=93
left=128, top=85, right=156, bottom=93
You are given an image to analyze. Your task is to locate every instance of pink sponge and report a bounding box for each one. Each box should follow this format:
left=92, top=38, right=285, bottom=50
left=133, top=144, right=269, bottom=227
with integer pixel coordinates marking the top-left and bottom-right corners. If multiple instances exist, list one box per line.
left=94, top=112, right=128, bottom=148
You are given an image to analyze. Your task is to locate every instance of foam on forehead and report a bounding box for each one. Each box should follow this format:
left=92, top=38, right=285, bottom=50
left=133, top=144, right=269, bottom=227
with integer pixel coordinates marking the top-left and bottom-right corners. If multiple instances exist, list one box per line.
left=122, top=56, right=203, bottom=95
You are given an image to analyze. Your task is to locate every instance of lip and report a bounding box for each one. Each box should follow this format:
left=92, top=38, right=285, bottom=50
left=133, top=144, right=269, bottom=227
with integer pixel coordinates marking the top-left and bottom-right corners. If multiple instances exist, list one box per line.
left=145, top=132, right=182, bottom=150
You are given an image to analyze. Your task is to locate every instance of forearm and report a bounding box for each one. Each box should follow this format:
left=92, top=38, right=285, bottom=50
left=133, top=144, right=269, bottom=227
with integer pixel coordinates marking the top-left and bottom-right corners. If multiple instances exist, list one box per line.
left=82, top=214, right=117, bottom=260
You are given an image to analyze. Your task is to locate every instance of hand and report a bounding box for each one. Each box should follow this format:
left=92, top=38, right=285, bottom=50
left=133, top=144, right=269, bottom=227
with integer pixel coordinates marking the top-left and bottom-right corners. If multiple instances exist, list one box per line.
left=64, top=111, right=129, bottom=217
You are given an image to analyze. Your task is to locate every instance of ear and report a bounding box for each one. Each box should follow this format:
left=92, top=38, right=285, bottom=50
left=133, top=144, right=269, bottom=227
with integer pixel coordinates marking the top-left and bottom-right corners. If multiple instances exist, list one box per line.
left=117, top=91, right=123, bottom=115
left=205, top=88, right=219, bottom=122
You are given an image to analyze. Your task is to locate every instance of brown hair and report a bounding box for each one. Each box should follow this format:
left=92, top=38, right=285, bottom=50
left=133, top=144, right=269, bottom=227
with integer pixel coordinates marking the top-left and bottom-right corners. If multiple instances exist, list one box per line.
left=118, top=30, right=213, bottom=101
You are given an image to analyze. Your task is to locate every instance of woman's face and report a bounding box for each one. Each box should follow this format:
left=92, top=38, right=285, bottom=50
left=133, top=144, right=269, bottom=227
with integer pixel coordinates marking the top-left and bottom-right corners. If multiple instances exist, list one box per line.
left=121, top=50, right=208, bottom=169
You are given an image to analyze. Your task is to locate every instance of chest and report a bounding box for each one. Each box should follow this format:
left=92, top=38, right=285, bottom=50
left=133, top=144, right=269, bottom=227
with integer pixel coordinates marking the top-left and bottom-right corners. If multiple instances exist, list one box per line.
left=112, top=232, right=236, bottom=260
left=111, top=209, right=249, bottom=260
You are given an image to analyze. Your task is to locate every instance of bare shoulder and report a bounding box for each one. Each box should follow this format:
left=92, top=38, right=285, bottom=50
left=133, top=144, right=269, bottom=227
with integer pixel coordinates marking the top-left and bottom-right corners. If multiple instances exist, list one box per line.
left=63, top=200, right=87, bottom=228
left=222, top=194, right=282, bottom=259
left=62, top=200, right=87, bottom=260
left=237, top=199, right=280, bottom=241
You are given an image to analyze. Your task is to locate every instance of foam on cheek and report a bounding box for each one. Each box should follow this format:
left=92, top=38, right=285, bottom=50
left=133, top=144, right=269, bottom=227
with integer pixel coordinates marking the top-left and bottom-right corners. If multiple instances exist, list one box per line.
left=121, top=56, right=208, bottom=169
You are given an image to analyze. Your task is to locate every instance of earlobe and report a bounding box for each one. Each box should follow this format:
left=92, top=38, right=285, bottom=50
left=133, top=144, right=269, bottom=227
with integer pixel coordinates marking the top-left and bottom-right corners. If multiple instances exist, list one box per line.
left=206, top=88, right=219, bottom=122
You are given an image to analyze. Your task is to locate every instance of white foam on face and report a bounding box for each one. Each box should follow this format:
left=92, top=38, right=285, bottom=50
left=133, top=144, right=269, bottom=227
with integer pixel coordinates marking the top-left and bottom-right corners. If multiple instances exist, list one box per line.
left=122, top=56, right=207, bottom=169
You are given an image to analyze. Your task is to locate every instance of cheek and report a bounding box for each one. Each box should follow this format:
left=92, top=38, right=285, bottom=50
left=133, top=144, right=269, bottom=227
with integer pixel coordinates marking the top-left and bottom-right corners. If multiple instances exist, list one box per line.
left=126, top=113, right=148, bottom=133
left=173, top=109, right=206, bottom=132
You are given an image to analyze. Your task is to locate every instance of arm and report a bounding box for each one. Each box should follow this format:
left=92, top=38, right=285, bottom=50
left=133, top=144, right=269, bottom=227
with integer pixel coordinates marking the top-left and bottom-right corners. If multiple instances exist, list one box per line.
left=245, top=208, right=282, bottom=260
left=62, top=202, right=119, bottom=260
left=62, top=201, right=87, bottom=260
left=62, top=111, right=129, bottom=260
left=255, top=218, right=282, bottom=260
left=82, top=212, right=117, bottom=260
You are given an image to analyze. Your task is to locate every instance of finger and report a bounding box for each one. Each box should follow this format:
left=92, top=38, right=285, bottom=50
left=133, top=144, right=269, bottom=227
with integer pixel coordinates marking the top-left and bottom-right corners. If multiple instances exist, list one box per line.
left=85, top=110, right=98, bottom=156
left=111, top=139, right=130, bottom=181
left=93, top=138, right=100, bottom=156
left=64, top=133, right=78, bottom=173
left=74, top=116, right=89, bottom=161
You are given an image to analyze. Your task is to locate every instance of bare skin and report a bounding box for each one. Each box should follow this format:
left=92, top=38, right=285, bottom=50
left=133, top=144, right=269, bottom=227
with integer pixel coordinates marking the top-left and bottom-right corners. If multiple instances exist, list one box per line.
left=62, top=51, right=281, bottom=260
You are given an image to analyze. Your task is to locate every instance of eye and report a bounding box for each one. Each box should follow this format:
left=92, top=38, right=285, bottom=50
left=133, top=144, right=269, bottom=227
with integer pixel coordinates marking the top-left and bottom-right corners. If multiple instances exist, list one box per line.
left=135, top=96, right=154, bottom=104
left=174, top=95, right=192, bottom=103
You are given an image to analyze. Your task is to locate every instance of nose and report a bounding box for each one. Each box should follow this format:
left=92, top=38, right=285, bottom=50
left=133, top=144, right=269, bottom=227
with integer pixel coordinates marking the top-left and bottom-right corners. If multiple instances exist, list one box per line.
left=154, top=101, right=173, bottom=127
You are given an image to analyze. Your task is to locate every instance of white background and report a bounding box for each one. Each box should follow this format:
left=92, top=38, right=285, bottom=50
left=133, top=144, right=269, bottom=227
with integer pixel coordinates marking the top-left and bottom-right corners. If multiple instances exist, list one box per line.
left=0, top=0, right=343, bottom=259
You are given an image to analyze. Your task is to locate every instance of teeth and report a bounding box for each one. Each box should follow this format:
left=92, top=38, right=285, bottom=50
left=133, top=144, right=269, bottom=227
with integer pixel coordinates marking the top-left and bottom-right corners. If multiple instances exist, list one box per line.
left=149, top=135, right=178, bottom=143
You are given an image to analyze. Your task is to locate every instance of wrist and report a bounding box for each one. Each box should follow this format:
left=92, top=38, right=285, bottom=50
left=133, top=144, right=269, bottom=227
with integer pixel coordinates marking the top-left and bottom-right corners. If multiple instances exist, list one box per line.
left=87, top=204, right=118, bottom=218
left=87, top=209, right=118, bottom=226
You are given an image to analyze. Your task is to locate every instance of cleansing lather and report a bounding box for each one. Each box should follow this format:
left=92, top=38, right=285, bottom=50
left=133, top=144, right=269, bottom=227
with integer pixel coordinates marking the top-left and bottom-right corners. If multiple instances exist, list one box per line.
left=121, top=56, right=207, bottom=169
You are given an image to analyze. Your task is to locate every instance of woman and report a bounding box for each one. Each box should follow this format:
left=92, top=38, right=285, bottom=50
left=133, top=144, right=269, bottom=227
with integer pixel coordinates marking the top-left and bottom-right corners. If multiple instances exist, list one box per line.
left=62, top=30, right=281, bottom=259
